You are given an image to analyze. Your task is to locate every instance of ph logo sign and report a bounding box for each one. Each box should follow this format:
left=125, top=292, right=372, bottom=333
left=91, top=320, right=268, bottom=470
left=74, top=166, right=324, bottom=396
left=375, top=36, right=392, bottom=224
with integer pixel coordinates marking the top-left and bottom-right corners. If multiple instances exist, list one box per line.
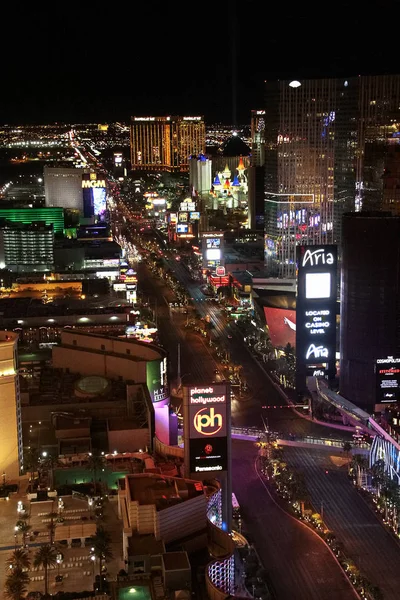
left=193, top=407, right=223, bottom=436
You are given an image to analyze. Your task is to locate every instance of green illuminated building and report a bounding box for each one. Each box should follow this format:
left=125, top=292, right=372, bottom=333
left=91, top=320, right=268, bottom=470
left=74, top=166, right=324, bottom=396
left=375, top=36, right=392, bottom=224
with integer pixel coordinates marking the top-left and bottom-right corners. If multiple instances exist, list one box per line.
left=0, top=208, right=64, bottom=234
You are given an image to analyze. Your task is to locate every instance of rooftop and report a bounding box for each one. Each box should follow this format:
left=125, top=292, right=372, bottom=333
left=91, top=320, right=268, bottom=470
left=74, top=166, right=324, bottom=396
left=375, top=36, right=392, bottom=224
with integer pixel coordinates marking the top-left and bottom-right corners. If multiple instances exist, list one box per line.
left=128, top=534, right=165, bottom=557
left=20, top=366, right=127, bottom=405
left=127, top=474, right=204, bottom=511
left=162, top=552, right=191, bottom=571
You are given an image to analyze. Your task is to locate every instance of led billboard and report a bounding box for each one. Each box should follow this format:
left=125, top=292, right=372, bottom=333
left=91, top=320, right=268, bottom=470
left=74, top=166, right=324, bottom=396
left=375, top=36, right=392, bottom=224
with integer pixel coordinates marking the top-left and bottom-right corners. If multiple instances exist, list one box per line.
left=206, top=238, right=221, bottom=249
left=185, top=384, right=230, bottom=475
left=146, top=357, right=169, bottom=406
left=376, top=357, right=400, bottom=403
left=296, top=245, right=337, bottom=387
left=177, top=223, right=188, bottom=233
left=263, top=307, right=296, bottom=348
left=92, top=187, right=107, bottom=215
left=178, top=211, right=188, bottom=223
left=190, top=211, right=200, bottom=221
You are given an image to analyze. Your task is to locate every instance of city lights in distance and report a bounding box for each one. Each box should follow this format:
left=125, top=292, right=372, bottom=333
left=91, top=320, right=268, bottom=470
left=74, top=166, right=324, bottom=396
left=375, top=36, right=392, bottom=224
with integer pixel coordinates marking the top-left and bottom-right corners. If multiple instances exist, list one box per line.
left=289, top=80, right=301, bottom=88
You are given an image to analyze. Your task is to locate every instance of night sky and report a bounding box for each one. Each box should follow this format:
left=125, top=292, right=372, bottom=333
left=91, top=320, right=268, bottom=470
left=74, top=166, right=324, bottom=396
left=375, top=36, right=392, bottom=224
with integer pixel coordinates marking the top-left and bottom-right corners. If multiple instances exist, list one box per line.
left=1, top=1, right=398, bottom=125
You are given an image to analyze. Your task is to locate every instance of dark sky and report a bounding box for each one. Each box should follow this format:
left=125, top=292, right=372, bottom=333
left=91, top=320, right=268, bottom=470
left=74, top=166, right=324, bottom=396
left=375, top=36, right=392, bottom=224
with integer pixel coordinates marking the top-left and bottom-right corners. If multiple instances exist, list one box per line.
left=1, top=1, right=398, bottom=125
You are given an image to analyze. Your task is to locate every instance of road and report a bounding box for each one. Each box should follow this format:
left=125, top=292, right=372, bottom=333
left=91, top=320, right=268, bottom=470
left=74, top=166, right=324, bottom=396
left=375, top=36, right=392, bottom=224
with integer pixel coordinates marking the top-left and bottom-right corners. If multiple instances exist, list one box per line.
left=283, top=446, right=400, bottom=599
left=142, top=250, right=353, bottom=439
left=232, top=440, right=356, bottom=600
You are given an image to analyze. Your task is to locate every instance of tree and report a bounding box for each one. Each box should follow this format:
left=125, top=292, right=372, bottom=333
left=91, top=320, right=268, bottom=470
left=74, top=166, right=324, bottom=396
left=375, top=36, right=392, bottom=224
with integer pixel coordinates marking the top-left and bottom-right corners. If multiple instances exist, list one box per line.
left=90, top=526, right=113, bottom=592
left=24, top=447, right=39, bottom=485
left=351, top=454, right=368, bottom=487
left=16, top=522, right=31, bottom=547
left=342, top=441, right=352, bottom=458
left=4, top=568, right=29, bottom=600
left=6, top=549, right=30, bottom=571
left=33, top=544, right=57, bottom=596
left=86, top=452, right=106, bottom=495
left=370, top=459, right=385, bottom=497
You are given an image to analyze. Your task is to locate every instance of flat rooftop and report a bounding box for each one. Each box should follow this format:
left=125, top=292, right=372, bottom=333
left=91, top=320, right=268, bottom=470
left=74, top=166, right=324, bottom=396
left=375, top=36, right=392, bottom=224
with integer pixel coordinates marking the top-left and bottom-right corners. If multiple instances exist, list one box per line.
left=162, top=551, right=190, bottom=571
left=128, top=534, right=165, bottom=557
left=127, top=474, right=204, bottom=511
left=20, top=366, right=127, bottom=405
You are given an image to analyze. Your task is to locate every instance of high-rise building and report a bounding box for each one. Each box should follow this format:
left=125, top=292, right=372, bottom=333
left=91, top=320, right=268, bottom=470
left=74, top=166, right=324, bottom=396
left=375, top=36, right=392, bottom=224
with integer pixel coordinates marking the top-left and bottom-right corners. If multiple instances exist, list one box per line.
left=189, top=153, right=212, bottom=197
left=250, top=110, right=266, bottom=167
left=0, top=331, right=22, bottom=481
left=0, top=221, right=54, bottom=272
left=264, top=75, right=400, bottom=278
left=44, top=166, right=83, bottom=211
left=0, top=207, right=64, bottom=234
left=340, top=212, right=400, bottom=411
left=130, top=116, right=205, bottom=172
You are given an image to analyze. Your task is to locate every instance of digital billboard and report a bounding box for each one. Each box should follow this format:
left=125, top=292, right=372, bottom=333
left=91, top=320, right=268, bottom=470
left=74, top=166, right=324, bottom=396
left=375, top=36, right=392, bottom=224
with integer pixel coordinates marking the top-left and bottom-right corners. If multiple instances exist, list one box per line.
left=185, top=384, right=230, bottom=475
left=178, top=211, right=188, bottom=223
left=376, top=357, right=400, bottom=403
left=206, top=238, right=221, bottom=249
left=177, top=223, right=188, bottom=233
left=146, top=357, right=169, bottom=406
left=264, top=307, right=296, bottom=348
left=206, top=249, right=221, bottom=261
left=92, top=187, right=107, bottom=215
left=190, top=211, right=200, bottom=221
left=296, top=245, right=337, bottom=388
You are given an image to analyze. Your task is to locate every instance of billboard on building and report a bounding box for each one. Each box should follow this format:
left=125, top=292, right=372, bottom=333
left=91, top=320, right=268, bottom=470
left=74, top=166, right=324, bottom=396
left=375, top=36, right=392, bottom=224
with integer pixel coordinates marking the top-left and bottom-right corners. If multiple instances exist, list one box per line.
left=146, top=358, right=169, bottom=407
left=376, top=357, right=400, bottom=403
left=184, top=384, right=230, bottom=475
left=263, top=307, right=296, bottom=348
left=296, top=245, right=337, bottom=387
left=201, top=232, right=224, bottom=270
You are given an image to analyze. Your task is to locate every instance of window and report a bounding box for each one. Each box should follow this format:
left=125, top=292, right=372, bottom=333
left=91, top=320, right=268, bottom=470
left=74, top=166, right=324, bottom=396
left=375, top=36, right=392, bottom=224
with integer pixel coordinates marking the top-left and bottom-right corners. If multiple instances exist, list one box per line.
left=101, top=344, right=105, bottom=351
left=73, top=340, right=77, bottom=346
left=126, top=349, right=131, bottom=355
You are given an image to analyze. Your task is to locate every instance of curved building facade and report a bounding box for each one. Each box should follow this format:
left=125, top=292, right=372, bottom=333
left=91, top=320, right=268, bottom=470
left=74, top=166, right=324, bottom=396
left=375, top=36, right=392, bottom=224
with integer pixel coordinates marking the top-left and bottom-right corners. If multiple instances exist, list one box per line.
left=340, top=213, right=400, bottom=410
left=0, top=331, right=21, bottom=481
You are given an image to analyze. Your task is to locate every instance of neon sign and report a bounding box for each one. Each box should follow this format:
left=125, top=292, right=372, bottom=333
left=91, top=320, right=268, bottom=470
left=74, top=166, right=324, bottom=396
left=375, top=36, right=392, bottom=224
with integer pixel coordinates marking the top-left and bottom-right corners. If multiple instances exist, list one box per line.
left=82, top=179, right=106, bottom=188
left=306, top=344, right=329, bottom=360
left=302, top=248, right=335, bottom=268
left=193, top=407, right=223, bottom=436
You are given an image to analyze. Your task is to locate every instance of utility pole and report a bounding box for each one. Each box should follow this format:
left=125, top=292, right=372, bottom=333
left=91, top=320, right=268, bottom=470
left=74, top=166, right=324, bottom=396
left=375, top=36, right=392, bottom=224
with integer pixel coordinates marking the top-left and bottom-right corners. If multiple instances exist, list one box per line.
left=177, top=343, right=181, bottom=390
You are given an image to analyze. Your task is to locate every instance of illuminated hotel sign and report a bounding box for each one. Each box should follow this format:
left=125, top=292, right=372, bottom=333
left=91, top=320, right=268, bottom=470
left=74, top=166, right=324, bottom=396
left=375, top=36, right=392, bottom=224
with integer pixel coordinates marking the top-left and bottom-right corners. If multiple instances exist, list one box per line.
left=376, top=356, right=400, bottom=403
left=134, top=117, right=155, bottom=121
left=185, top=384, right=229, bottom=474
left=183, top=116, right=202, bottom=121
left=82, top=179, right=106, bottom=188
left=296, top=245, right=337, bottom=385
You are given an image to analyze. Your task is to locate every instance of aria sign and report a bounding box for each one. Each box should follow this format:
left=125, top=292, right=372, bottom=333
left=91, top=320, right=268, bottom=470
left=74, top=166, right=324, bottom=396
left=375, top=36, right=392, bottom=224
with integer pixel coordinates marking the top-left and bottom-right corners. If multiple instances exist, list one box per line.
left=301, top=248, right=335, bottom=268
left=296, top=245, right=337, bottom=386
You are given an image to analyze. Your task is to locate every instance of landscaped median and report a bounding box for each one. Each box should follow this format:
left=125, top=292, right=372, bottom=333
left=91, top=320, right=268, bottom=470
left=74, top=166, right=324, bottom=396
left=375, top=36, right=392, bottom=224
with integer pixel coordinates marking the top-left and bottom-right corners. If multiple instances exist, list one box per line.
left=256, top=441, right=384, bottom=600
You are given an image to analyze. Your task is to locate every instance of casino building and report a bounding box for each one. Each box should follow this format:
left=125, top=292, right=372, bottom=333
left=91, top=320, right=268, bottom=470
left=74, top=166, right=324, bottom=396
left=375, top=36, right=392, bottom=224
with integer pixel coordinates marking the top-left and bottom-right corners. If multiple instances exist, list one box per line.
left=340, top=212, right=400, bottom=411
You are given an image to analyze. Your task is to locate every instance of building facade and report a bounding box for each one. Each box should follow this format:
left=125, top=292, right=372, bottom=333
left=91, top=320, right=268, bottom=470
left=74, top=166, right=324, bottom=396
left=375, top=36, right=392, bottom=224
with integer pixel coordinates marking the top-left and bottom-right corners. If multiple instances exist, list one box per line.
left=250, top=109, right=266, bottom=167
left=189, top=153, right=212, bottom=197
left=0, top=331, right=21, bottom=481
left=0, top=208, right=64, bottom=234
left=340, top=212, right=400, bottom=410
left=0, top=221, right=54, bottom=272
left=44, top=167, right=83, bottom=211
left=264, top=75, right=400, bottom=278
left=130, top=116, right=205, bottom=172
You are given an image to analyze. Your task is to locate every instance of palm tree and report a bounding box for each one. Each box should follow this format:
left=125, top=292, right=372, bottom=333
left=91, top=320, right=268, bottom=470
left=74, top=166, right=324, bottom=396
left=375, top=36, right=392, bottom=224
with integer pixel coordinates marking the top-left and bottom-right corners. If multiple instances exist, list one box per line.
left=40, top=454, right=60, bottom=490
left=86, top=452, right=106, bottom=496
left=16, top=522, right=31, bottom=548
left=342, top=441, right=352, bottom=458
left=6, top=549, right=30, bottom=571
left=4, top=568, right=29, bottom=600
left=351, top=454, right=368, bottom=487
left=33, top=544, right=57, bottom=596
left=370, top=459, right=385, bottom=497
left=24, top=447, right=39, bottom=486
left=90, top=526, right=113, bottom=592
left=46, top=500, right=58, bottom=544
